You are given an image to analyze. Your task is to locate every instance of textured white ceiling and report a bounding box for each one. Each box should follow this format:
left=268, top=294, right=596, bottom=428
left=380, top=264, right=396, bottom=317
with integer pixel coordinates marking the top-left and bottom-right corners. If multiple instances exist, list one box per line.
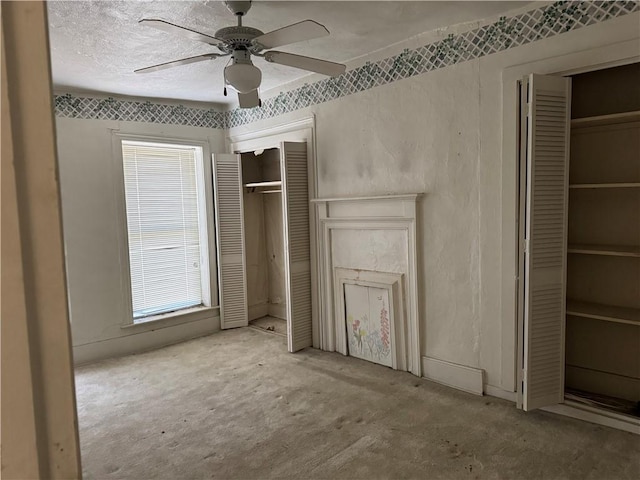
left=48, top=1, right=531, bottom=106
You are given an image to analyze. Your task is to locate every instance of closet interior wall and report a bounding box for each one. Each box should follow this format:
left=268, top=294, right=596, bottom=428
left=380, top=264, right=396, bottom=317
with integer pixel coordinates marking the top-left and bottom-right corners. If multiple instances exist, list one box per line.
left=565, top=63, right=640, bottom=412
left=242, top=149, right=287, bottom=321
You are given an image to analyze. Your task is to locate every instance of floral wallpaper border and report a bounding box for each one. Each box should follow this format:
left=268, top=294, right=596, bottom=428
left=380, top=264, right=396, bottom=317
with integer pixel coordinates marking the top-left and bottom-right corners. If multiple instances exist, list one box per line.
left=54, top=1, right=638, bottom=130
left=54, top=94, right=227, bottom=129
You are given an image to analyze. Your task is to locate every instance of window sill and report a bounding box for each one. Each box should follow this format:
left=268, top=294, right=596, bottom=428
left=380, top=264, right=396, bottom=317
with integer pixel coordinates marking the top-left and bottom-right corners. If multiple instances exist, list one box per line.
left=121, top=305, right=220, bottom=330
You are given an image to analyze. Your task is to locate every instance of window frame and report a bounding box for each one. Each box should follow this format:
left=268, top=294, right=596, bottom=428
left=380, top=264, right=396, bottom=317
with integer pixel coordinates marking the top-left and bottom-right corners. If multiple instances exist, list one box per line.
left=112, top=133, right=218, bottom=327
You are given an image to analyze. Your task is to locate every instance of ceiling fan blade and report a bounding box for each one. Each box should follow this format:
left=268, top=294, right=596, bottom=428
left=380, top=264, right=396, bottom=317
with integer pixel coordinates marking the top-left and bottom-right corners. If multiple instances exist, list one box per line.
left=238, top=90, right=260, bottom=109
left=264, top=51, right=345, bottom=77
left=253, top=20, right=329, bottom=49
left=139, top=19, right=222, bottom=46
left=135, top=53, right=221, bottom=74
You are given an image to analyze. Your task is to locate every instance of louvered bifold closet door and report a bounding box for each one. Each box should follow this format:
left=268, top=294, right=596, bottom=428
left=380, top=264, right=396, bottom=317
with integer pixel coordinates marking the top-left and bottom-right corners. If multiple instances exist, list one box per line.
left=281, top=142, right=312, bottom=352
left=212, top=154, right=248, bottom=329
left=522, top=74, right=571, bottom=411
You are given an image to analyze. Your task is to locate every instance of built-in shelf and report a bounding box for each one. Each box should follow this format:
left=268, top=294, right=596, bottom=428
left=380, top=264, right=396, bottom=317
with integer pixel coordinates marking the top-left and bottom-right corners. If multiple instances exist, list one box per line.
left=571, top=110, right=640, bottom=128
left=244, top=180, right=282, bottom=188
left=566, top=299, right=640, bottom=326
left=567, top=244, right=640, bottom=258
left=569, top=183, right=640, bottom=189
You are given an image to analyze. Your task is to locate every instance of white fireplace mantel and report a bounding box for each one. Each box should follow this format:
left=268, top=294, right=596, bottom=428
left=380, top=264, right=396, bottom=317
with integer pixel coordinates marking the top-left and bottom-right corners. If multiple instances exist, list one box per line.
left=312, top=194, right=422, bottom=377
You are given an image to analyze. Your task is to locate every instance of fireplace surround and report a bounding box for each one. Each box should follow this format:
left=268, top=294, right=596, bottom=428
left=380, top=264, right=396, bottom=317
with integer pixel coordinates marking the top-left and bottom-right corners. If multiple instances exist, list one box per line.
left=312, top=194, right=421, bottom=376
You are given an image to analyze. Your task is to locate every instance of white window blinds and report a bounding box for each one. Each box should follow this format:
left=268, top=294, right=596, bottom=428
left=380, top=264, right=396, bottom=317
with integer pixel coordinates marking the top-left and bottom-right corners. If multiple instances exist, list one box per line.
left=122, top=141, right=206, bottom=319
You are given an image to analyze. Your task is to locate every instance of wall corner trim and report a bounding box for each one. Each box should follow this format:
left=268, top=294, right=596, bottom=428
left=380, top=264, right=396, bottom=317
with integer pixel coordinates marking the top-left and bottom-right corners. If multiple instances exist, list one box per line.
left=421, top=356, right=484, bottom=395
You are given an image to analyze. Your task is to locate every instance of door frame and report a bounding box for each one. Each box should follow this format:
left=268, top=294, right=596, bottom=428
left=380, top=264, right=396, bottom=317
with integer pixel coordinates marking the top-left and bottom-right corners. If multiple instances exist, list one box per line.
left=227, top=116, right=319, bottom=347
left=504, top=43, right=639, bottom=432
left=2, top=1, right=82, bottom=475
left=501, top=39, right=640, bottom=397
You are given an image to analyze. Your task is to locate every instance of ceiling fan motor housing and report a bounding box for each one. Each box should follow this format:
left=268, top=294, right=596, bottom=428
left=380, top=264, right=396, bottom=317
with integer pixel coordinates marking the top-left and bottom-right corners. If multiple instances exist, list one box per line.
left=214, top=26, right=264, bottom=53
left=224, top=1, right=252, bottom=16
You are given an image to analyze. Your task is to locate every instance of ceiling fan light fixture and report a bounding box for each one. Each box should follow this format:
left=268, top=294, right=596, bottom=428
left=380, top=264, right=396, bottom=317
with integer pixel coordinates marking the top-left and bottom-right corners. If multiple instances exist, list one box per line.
left=137, top=4, right=346, bottom=106
left=224, top=62, right=262, bottom=94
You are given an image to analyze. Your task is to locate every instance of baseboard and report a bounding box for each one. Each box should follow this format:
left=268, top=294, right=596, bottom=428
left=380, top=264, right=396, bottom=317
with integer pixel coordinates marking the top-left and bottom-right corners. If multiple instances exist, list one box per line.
left=248, top=303, right=269, bottom=321
left=421, top=356, right=484, bottom=396
left=73, top=315, right=220, bottom=365
left=268, top=303, right=287, bottom=320
left=484, top=384, right=517, bottom=402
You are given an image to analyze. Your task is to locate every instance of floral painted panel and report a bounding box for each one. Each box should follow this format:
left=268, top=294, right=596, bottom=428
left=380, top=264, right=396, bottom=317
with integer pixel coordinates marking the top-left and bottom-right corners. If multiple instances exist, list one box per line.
left=345, top=284, right=392, bottom=367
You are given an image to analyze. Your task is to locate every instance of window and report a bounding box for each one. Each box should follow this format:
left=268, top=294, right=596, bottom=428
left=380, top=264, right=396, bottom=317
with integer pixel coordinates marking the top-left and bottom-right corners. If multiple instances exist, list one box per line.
left=121, top=140, right=210, bottom=322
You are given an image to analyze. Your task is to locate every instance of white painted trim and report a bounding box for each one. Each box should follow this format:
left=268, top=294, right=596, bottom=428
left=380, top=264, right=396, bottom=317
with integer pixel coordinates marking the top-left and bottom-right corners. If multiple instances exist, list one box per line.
left=121, top=305, right=219, bottom=329
left=501, top=39, right=640, bottom=396
left=3, top=3, right=82, bottom=474
left=228, top=116, right=315, bottom=148
left=542, top=402, right=640, bottom=435
left=484, top=385, right=517, bottom=402
left=73, top=314, right=220, bottom=365
left=111, top=133, right=219, bottom=327
left=422, top=356, right=484, bottom=396
left=311, top=194, right=421, bottom=203
left=315, top=194, right=422, bottom=376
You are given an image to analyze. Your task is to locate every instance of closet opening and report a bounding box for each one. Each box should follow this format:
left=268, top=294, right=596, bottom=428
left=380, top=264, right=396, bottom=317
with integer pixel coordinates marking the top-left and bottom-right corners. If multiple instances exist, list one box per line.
left=564, top=63, right=640, bottom=419
left=214, top=139, right=312, bottom=351
left=517, top=64, right=639, bottom=431
left=241, top=147, right=288, bottom=340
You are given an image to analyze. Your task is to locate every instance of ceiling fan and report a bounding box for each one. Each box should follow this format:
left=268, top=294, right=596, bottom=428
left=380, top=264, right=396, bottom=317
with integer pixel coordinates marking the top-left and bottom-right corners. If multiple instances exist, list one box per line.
left=135, top=0, right=346, bottom=108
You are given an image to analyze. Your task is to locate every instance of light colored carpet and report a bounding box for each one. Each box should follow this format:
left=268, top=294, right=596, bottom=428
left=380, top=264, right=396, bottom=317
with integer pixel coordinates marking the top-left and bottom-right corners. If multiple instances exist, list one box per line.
left=75, top=328, right=640, bottom=479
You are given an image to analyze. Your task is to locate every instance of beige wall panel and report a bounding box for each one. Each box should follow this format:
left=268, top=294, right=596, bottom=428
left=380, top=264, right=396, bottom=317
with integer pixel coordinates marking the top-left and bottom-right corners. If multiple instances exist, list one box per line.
left=243, top=191, right=269, bottom=311
left=264, top=193, right=286, bottom=315
left=567, top=255, right=640, bottom=309
left=566, top=316, right=640, bottom=379
left=570, top=122, right=640, bottom=184
left=568, top=188, right=640, bottom=246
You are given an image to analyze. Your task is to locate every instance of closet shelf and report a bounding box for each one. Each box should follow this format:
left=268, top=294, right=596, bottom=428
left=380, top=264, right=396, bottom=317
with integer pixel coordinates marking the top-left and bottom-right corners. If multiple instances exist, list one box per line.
left=571, top=110, right=640, bottom=128
left=567, top=244, right=640, bottom=257
left=244, top=181, right=282, bottom=188
left=569, top=182, right=640, bottom=189
left=566, top=300, right=640, bottom=326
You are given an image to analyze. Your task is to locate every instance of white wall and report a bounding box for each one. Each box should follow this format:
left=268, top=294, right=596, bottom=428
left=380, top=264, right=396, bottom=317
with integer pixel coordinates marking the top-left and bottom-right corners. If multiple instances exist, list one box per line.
left=56, top=117, right=226, bottom=364
left=244, top=190, right=269, bottom=316
left=228, top=10, right=640, bottom=394
left=264, top=192, right=286, bottom=318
